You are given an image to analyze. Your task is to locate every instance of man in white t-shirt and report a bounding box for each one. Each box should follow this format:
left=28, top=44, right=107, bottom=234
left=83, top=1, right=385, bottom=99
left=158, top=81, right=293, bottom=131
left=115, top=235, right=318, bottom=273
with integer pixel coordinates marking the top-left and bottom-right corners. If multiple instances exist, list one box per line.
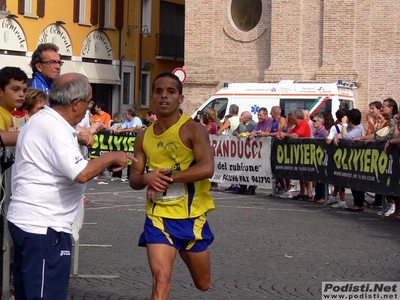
left=326, top=108, right=348, bottom=207
left=216, top=104, right=240, bottom=136
left=7, top=73, right=136, bottom=300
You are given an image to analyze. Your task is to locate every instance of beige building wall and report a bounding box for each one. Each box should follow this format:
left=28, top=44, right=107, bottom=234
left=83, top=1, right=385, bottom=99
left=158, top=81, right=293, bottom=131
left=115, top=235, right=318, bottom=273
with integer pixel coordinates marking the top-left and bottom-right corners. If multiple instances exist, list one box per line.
left=184, top=0, right=400, bottom=116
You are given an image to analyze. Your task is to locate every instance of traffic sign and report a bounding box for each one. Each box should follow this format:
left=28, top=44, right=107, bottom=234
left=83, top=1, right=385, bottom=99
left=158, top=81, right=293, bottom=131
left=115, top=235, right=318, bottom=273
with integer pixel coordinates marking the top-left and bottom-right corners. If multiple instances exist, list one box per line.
left=172, top=67, right=187, bottom=84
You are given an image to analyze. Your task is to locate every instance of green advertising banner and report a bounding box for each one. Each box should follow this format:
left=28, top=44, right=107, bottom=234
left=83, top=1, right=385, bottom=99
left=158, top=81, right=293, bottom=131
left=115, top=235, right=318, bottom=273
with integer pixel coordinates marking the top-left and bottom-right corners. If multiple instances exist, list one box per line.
left=271, top=138, right=398, bottom=196
left=90, top=130, right=137, bottom=158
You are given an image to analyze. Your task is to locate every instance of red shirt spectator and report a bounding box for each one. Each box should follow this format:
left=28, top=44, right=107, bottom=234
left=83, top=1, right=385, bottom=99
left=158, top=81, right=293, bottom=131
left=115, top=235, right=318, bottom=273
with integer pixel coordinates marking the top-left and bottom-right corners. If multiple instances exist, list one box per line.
left=288, top=119, right=311, bottom=137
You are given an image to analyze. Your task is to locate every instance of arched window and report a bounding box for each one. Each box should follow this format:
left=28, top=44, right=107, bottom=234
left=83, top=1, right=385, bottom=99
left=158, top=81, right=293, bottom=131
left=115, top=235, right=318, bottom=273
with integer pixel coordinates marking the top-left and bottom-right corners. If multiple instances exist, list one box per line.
left=231, top=0, right=262, bottom=32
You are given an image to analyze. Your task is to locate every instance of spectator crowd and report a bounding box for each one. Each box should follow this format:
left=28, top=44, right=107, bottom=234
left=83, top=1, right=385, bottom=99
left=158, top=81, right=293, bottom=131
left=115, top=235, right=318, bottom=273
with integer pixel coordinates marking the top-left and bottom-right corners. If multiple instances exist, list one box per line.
left=200, top=99, right=400, bottom=217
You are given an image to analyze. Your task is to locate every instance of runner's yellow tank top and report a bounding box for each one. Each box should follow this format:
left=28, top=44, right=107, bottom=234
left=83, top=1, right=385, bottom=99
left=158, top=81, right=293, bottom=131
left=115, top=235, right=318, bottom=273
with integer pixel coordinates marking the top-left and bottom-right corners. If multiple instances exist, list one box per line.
left=143, top=115, right=215, bottom=219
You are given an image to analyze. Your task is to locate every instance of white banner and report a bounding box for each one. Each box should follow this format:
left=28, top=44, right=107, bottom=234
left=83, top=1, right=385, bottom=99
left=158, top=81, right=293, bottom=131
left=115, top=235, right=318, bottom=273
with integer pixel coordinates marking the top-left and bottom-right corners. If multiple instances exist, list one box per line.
left=210, top=135, right=273, bottom=188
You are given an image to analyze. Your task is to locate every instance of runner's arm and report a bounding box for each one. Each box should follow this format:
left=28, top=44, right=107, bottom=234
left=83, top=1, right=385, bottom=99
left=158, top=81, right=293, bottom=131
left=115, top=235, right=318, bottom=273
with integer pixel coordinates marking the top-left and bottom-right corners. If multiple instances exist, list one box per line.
left=171, top=122, right=214, bottom=183
left=129, top=131, right=172, bottom=191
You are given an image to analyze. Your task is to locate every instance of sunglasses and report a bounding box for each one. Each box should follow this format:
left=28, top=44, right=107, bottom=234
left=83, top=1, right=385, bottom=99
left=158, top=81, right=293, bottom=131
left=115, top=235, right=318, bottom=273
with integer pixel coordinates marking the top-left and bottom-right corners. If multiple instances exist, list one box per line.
left=41, top=60, right=64, bottom=66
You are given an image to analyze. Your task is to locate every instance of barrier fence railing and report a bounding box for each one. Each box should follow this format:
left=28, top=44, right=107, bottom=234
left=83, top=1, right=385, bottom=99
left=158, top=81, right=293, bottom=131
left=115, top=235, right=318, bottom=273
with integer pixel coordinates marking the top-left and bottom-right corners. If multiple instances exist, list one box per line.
left=2, top=168, right=12, bottom=300
left=91, top=132, right=399, bottom=196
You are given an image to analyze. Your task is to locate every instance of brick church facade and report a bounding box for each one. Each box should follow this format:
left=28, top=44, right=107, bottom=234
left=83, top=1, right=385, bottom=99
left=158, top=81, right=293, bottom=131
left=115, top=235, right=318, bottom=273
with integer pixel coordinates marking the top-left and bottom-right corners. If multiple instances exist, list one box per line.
left=183, top=0, right=400, bottom=116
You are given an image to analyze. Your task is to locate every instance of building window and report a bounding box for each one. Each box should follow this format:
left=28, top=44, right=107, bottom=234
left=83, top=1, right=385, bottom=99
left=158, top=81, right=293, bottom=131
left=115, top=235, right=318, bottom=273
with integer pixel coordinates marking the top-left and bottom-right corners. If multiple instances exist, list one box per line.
left=24, top=0, right=33, bottom=15
left=79, top=0, right=86, bottom=22
left=123, top=72, right=131, bottom=105
left=18, top=0, right=42, bottom=17
left=231, top=0, right=262, bottom=32
left=142, top=0, right=152, bottom=35
left=140, top=72, right=150, bottom=108
left=104, top=0, right=111, bottom=27
left=158, top=1, right=184, bottom=59
left=74, top=0, right=91, bottom=24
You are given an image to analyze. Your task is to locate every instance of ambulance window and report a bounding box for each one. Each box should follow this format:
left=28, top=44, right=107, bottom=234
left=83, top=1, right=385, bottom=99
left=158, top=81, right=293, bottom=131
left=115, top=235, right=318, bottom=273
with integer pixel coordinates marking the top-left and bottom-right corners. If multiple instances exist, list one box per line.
left=201, top=98, right=228, bottom=121
left=339, top=99, right=353, bottom=110
left=279, top=99, right=332, bottom=117
left=231, top=0, right=262, bottom=32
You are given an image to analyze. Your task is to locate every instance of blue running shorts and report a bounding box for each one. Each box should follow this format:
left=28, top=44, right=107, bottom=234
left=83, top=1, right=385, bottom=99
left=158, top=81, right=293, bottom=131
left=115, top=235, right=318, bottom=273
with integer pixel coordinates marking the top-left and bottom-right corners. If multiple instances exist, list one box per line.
left=138, top=214, right=214, bottom=252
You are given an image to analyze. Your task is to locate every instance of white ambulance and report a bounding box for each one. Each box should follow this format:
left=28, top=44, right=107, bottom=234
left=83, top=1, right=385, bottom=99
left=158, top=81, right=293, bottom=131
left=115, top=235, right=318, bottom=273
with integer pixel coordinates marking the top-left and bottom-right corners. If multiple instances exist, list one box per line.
left=191, top=80, right=356, bottom=121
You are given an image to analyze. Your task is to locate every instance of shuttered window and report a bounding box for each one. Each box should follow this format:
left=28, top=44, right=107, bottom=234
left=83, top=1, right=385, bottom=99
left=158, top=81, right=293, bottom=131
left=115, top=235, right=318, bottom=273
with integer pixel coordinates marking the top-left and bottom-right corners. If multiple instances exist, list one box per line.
left=37, top=0, right=44, bottom=17
left=99, top=0, right=105, bottom=26
left=16, top=0, right=46, bottom=17
left=18, top=0, right=24, bottom=14
left=91, top=0, right=98, bottom=25
left=73, top=0, right=79, bottom=22
left=115, top=0, right=124, bottom=28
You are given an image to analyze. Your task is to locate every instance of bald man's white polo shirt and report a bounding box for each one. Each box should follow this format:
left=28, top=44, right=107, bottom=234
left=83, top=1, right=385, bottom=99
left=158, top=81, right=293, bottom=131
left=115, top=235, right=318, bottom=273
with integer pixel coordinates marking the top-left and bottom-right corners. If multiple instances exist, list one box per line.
left=7, top=106, right=88, bottom=234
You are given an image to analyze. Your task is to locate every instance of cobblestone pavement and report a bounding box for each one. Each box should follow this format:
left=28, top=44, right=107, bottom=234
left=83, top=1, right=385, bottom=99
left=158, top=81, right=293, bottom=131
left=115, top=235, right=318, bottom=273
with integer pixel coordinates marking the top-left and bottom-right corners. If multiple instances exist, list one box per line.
left=67, top=180, right=400, bottom=300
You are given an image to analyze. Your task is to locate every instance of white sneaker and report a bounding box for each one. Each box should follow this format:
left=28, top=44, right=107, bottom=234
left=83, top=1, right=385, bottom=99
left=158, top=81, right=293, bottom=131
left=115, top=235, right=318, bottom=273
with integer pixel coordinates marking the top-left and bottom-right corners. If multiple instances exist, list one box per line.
left=278, top=190, right=292, bottom=198
left=326, top=195, right=338, bottom=205
left=289, top=185, right=298, bottom=192
left=331, top=201, right=347, bottom=209
left=385, top=206, right=395, bottom=216
left=377, top=205, right=395, bottom=216
left=328, top=185, right=335, bottom=195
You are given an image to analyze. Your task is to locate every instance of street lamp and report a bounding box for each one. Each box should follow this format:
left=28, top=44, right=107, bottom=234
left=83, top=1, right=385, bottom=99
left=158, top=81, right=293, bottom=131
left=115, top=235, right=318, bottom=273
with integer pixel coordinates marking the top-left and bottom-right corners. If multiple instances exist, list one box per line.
left=127, top=25, right=150, bottom=38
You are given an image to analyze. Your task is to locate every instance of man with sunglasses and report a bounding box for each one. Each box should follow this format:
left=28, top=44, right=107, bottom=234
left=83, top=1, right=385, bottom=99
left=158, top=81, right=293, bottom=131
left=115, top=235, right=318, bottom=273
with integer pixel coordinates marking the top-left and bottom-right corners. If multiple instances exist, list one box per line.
left=29, top=43, right=63, bottom=94
left=29, top=43, right=100, bottom=146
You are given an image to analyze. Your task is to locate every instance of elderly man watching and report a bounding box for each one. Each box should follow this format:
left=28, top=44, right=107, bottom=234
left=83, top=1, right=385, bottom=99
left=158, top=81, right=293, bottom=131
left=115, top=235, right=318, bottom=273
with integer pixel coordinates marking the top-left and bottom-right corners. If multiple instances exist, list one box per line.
left=232, top=110, right=256, bottom=138
left=115, top=109, right=143, bottom=133
left=248, top=107, right=273, bottom=139
left=268, top=106, right=287, bottom=137
left=7, top=73, right=135, bottom=300
left=29, top=43, right=62, bottom=94
left=232, top=111, right=257, bottom=194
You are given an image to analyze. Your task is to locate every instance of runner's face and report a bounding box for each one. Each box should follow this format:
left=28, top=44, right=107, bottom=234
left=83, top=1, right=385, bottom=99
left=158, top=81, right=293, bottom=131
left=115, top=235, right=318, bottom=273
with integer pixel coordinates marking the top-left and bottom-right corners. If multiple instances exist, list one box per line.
left=151, top=77, right=183, bottom=116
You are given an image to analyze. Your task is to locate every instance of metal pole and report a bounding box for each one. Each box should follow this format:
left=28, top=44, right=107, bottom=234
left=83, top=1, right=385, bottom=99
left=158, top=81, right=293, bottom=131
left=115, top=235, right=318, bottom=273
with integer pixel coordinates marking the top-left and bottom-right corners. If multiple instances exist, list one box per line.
left=72, top=238, right=80, bottom=276
left=2, top=168, right=12, bottom=300
left=324, top=183, right=328, bottom=206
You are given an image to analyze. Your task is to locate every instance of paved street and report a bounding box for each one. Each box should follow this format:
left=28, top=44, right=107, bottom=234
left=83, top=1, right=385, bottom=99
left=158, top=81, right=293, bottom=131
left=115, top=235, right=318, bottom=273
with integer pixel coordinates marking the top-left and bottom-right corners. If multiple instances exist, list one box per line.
left=67, top=179, right=400, bottom=300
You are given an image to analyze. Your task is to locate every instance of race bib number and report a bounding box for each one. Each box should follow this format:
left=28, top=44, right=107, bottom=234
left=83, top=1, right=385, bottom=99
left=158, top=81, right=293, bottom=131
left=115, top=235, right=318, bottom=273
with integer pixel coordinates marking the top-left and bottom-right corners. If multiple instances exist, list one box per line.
left=154, top=182, right=186, bottom=203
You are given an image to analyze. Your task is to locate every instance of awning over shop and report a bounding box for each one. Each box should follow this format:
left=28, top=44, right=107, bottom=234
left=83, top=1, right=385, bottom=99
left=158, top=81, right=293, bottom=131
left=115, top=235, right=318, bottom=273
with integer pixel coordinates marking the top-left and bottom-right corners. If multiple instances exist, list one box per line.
left=81, top=62, right=121, bottom=85
left=60, top=60, right=88, bottom=78
left=0, top=55, right=32, bottom=78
